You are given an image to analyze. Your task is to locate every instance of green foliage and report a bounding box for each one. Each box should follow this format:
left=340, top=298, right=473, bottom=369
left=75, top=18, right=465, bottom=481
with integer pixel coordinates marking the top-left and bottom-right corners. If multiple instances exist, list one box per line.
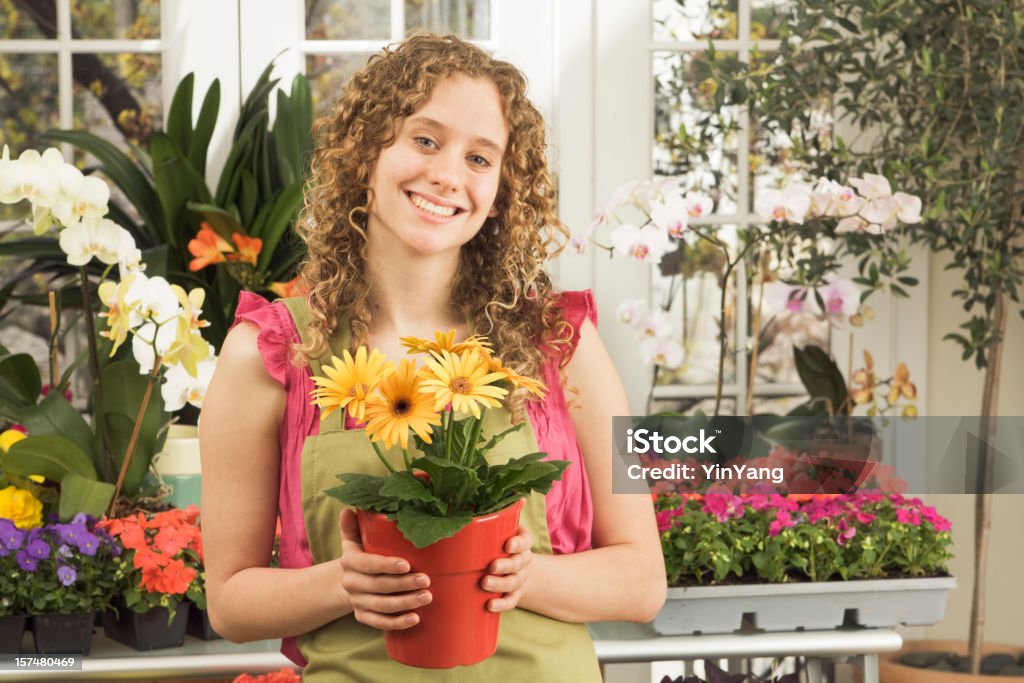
left=326, top=417, right=569, bottom=548
left=0, top=62, right=313, bottom=351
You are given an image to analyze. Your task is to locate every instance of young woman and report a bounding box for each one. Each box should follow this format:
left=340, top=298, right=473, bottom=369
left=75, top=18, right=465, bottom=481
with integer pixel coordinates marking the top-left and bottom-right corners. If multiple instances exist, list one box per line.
left=200, top=33, right=666, bottom=681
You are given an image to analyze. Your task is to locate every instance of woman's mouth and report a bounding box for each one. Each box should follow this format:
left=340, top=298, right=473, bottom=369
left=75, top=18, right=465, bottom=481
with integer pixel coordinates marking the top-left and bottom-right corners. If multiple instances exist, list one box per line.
left=407, top=192, right=463, bottom=220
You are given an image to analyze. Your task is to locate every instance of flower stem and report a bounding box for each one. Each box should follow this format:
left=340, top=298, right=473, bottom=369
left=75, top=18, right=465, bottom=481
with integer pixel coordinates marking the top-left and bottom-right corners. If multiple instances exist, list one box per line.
left=463, top=412, right=485, bottom=467
left=443, top=408, right=453, bottom=462
left=370, top=440, right=396, bottom=474
left=402, top=447, right=411, bottom=471
left=108, top=359, right=160, bottom=516
left=79, top=267, right=114, bottom=482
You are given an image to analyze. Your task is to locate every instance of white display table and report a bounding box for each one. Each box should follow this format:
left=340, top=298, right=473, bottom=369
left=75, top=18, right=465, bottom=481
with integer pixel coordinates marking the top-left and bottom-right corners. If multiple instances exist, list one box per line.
left=0, top=623, right=902, bottom=681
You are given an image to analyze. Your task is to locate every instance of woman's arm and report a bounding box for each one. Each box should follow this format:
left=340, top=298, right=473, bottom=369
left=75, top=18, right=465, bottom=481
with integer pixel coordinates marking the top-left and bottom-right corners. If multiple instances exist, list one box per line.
left=509, top=320, right=667, bottom=623
left=201, top=323, right=430, bottom=642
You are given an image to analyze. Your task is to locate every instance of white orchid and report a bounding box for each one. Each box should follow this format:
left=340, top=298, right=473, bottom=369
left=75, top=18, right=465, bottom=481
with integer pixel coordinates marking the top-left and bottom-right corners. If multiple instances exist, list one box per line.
left=58, top=216, right=122, bottom=266
left=810, top=178, right=862, bottom=218
left=812, top=276, right=862, bottom=318
left=684, top=191, right=714, bottom=219
left=15, top=148, right=64, bottom=209
left=161, top=353, right=217, bottom=411
left=616, top=298, right=648, bottom=327
left=638, top=337, right=684, bottom=369
left=849, top=173, right=893, bottom=201
left=754, top=186, right=812, bottom=224
left=860, top=194, right=901, bottom=232
left=649, top=193, right=689, bottom=239
left=130, top=274, right=180, bottom=326
left=116, top=227, right=144, bottom=275
left=610, top=223, right=669, bottom=263
left=0, top=146, right=21, bottom=204
left=893, top=192, right=922, bottom=223
left=638, top=309, right=674, bottom=340
left=132, top=320, right=182, bottom=375
left=764, top=281, right=813, bottom=315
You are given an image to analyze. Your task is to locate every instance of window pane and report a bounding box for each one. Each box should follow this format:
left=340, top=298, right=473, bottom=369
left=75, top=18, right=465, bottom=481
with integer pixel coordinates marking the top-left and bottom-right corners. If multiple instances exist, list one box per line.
left=653, top=0, right=737, bottom=42
left=0, top=53, right=59, bottom=222
left=654, top=51, right=739, bottom=214
left=71, top=0, right=160, bottom=40
left=0, top=0, right=55, bottom=39
left=306, top=0, right=390, bottom=40
left=305, top=53, right=372, bottom=118
left=653, top=242, right=738, bottom=386
left=751, top=0, right=795, bottom=40
left=72, top=53, right=162, bottom=150
left=405, top=0, right=489, bottom=40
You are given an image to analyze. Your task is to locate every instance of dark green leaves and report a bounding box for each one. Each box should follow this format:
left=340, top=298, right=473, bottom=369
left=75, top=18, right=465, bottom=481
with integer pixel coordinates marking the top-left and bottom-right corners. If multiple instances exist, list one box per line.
left=396, top=508, right=475, bottom=549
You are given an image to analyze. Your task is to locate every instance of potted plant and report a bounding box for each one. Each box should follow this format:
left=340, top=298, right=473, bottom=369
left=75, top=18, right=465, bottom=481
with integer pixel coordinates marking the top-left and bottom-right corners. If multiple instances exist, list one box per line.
left=652, top=491, right=954, bottom=635
left=684, top=1, right=1024, bottom=673
left=312, top=334, right=568, bottom=669
left=0, top=145, right=217, bottom=521
left=98, top=506, right=203, bottom=650
left=0, top=513, right=120, bottom=655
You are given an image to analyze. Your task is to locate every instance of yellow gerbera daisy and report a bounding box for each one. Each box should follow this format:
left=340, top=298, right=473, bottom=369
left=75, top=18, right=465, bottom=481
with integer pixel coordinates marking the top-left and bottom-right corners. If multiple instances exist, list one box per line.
left=310, top=347, right=394, bottom=422
left=364, top=359, right=442, bottom=449
left=419, top=349, right=509, bottom=419
left=400, top=329, right=494, bottom=356
left=484, top=356, right=547, bottom=399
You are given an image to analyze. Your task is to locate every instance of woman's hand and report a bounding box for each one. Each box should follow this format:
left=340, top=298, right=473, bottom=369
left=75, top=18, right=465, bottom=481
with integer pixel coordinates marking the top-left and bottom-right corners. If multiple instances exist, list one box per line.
left=482, top=525, right=534, bottom=612
left=338, top=508, right=432, bottom=630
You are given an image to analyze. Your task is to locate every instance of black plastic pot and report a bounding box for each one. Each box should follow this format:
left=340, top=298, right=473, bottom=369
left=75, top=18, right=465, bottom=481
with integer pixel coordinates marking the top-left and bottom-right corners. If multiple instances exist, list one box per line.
left=102, top=602, right=190, bottom=651
left=186, top=604, right=221, bottom=641
left=0, top=614, right=27, bottom=654
left=32, top=612, right=95, bottom=655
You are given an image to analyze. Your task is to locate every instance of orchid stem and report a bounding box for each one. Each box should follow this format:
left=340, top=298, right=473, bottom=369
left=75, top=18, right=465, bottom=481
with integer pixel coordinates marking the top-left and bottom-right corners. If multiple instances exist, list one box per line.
left=370, top=440, right=397, bottom=474
left=79, top=267, right=114, bottom=483
left=108, top=358, right=160, bottom=517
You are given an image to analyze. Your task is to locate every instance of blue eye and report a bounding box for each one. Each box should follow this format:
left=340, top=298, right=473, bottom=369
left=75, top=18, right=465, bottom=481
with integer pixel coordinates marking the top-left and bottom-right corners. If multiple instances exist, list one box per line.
left=468, top=154, right=490, bottom=167
left=414, top=136, right=436, bottom=149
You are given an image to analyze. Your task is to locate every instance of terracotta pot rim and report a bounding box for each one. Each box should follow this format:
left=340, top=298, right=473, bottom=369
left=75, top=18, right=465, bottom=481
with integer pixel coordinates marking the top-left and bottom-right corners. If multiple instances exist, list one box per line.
left=357, top=497, right=525, bottom=524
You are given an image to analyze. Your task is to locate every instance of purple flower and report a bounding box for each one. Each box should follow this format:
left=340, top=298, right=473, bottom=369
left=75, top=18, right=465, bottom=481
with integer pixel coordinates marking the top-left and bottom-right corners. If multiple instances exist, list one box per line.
left=71, top=513, right=88, bottom=525
left=76, top=532, right=99, bottom=556
left=16, top=549, right=38, bottom=572
left=57, top=544, right=73, bottom=559
left=57, top=565, right=77, bottom=586
left=26, top=538, right=50, bottom=560
left=0, top=520, right=24, bottom=551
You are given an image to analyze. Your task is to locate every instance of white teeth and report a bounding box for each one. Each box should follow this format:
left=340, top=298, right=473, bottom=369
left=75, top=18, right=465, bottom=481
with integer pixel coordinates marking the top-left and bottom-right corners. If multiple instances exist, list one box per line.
left=410, top=193, right=457, bottom=217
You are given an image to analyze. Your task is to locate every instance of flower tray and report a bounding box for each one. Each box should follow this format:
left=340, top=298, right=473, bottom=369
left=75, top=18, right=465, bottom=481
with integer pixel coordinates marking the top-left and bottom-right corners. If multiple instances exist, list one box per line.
left=651, top=576, right=956, bottom=635
left=103, top=603, right=190, bottom=651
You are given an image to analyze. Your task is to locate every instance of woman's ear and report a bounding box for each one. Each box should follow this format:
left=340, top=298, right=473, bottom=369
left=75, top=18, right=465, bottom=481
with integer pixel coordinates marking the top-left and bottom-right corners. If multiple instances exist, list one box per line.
left=487, top=205, right=499, bottom=217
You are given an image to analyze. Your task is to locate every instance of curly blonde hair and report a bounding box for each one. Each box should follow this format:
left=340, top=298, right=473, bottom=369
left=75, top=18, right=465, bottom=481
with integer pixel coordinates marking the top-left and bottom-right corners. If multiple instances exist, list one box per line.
left=295, top=34, right=573, bottom=410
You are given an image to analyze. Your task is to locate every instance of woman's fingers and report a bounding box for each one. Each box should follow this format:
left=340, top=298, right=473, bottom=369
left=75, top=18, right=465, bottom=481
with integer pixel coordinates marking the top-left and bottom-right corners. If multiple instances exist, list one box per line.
left=342, top=568, right=430, bottom=596
left=487, top=589, right=523, bottom=613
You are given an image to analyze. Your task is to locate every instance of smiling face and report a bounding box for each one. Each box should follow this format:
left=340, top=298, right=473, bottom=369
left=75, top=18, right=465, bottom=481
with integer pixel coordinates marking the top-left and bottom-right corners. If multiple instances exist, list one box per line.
left=365, top=74, right=509, bottom=259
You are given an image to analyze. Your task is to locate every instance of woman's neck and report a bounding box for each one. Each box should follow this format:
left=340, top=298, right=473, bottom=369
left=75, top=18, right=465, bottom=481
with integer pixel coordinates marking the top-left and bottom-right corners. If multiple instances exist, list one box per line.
left=365, top=245, right=463, bottom=340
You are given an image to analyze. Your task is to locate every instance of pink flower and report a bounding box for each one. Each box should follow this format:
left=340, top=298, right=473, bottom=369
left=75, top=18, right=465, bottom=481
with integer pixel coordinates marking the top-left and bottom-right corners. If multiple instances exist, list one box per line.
left=703, top=492, right=746, bottom=523
left=769, top=508, right=796, bottom=537
left=835, top=518, right=857, bottom=546
left=896, top=508, right=922, bottom=526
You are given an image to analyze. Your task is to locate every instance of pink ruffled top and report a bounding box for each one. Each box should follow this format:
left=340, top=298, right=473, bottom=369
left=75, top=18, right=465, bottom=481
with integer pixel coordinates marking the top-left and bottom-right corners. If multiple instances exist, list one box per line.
left=232, top=291, right=597, bottom=577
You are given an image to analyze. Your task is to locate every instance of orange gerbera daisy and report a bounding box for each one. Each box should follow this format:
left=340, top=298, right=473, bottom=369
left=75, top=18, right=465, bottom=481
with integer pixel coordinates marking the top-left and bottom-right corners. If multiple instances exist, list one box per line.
left=311, top=347, right=394, bottom=422
left=364, top=359, right=442, bottom=449
left=485, top=356, right=547, bottom=399
left=400, top=329, right=493, bottom=356
left=419, top=349, right=508, bottom=419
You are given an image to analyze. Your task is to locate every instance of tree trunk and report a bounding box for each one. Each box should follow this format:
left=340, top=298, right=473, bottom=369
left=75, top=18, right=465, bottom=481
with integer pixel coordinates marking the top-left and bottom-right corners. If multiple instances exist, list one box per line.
left=967, top=287, right=1007, bottom=674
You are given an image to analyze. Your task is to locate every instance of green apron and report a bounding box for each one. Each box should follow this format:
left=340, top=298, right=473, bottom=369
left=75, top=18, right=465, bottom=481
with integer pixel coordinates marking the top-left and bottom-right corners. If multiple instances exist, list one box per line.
left=280, top=298, right=602, bottom=683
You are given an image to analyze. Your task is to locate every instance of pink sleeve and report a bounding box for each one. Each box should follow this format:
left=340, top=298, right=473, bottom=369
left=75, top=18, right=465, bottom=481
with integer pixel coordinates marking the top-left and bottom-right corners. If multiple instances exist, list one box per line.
left=230, top=291, right=298, bottom=387
left=558, top=289, right=598, bottom=361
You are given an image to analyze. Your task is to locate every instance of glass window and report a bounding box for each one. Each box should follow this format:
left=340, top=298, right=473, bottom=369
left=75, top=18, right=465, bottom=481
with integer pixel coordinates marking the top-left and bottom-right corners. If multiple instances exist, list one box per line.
left=71, top=0, right=160, bottom=40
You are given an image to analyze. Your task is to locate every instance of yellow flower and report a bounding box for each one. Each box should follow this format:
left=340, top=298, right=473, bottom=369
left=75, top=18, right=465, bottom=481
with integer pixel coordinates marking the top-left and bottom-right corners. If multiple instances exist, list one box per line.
left=97, top=272, right=139, bottom=355
left=400, top=329, right=493, bottom=356
left=887, top=362, right=917, bottom=404
left=485, top=356, right=547, bottom=399
left=0, top=485, right=43, bottom=529
left=850, top=350, right=875, bottom=405
left=364, top=359, right=442, bottom=449
left=419, top=349, right=509, bottom=419
left=0, top=429, right=26, bottom=453
left=311, top=347, right=394, bottom=422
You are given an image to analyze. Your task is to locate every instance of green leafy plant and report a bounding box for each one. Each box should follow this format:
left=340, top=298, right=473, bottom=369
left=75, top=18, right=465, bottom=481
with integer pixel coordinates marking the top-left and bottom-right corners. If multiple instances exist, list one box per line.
left=0, top=62, right=313, bottom=351
left=315, top=334, right=569, bottom=548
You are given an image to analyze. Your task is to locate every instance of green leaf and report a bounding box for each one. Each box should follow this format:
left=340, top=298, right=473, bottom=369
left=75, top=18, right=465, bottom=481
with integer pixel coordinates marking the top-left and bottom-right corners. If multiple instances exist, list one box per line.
left=410, top=456, right=480, bottom=505
left=0, top=353, right=42, bottom=409
left=793, top=345, right=848, bottom=414
left=21, top=392, right=97, bottom=466
left=150, top=132, right=213, bottom=248
left=396, top=507, right=474, bottom=548
left=94, top=361, right=167, bottom=481
left=5, top=435, right=97, bottom=482
left=104, top=411, right=158, bottom=497
left=187, top=202, right=245, bottom=240
left=325, top=474, right=396, bottom=511
left=166, top=72, right=195, bottom=158
left=379, top=471, right=446, bottom=514
left=189, top=79, right=222, bottom=175
left=58, top=472, right=115, bottom=521
left=255, top=181, right=305, bottom=273
left=483, top=455, right=568, bottom=508
left=0, top=237, right=65, bottom=259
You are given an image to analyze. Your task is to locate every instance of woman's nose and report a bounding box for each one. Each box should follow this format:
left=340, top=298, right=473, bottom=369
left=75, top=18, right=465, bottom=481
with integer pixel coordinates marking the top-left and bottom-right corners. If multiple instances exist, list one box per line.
left=425, top=150, right=462, bottom=193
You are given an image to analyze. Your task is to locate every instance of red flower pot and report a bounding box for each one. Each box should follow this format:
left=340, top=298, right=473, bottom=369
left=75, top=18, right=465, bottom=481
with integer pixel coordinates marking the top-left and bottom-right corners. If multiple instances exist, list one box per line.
left=356, top=498, right=524, bottom=669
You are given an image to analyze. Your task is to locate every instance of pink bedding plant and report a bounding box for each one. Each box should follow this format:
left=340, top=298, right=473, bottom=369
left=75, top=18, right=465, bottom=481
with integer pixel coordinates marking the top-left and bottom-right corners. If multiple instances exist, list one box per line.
left=655, top=490, right=951, bottom=587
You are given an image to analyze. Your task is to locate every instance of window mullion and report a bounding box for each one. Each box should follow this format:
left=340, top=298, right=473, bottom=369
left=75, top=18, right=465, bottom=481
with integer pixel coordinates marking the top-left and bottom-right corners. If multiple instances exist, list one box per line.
left=392, top=0, right=406, bottom=40
left=57, top=0, right=72, bottom=131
